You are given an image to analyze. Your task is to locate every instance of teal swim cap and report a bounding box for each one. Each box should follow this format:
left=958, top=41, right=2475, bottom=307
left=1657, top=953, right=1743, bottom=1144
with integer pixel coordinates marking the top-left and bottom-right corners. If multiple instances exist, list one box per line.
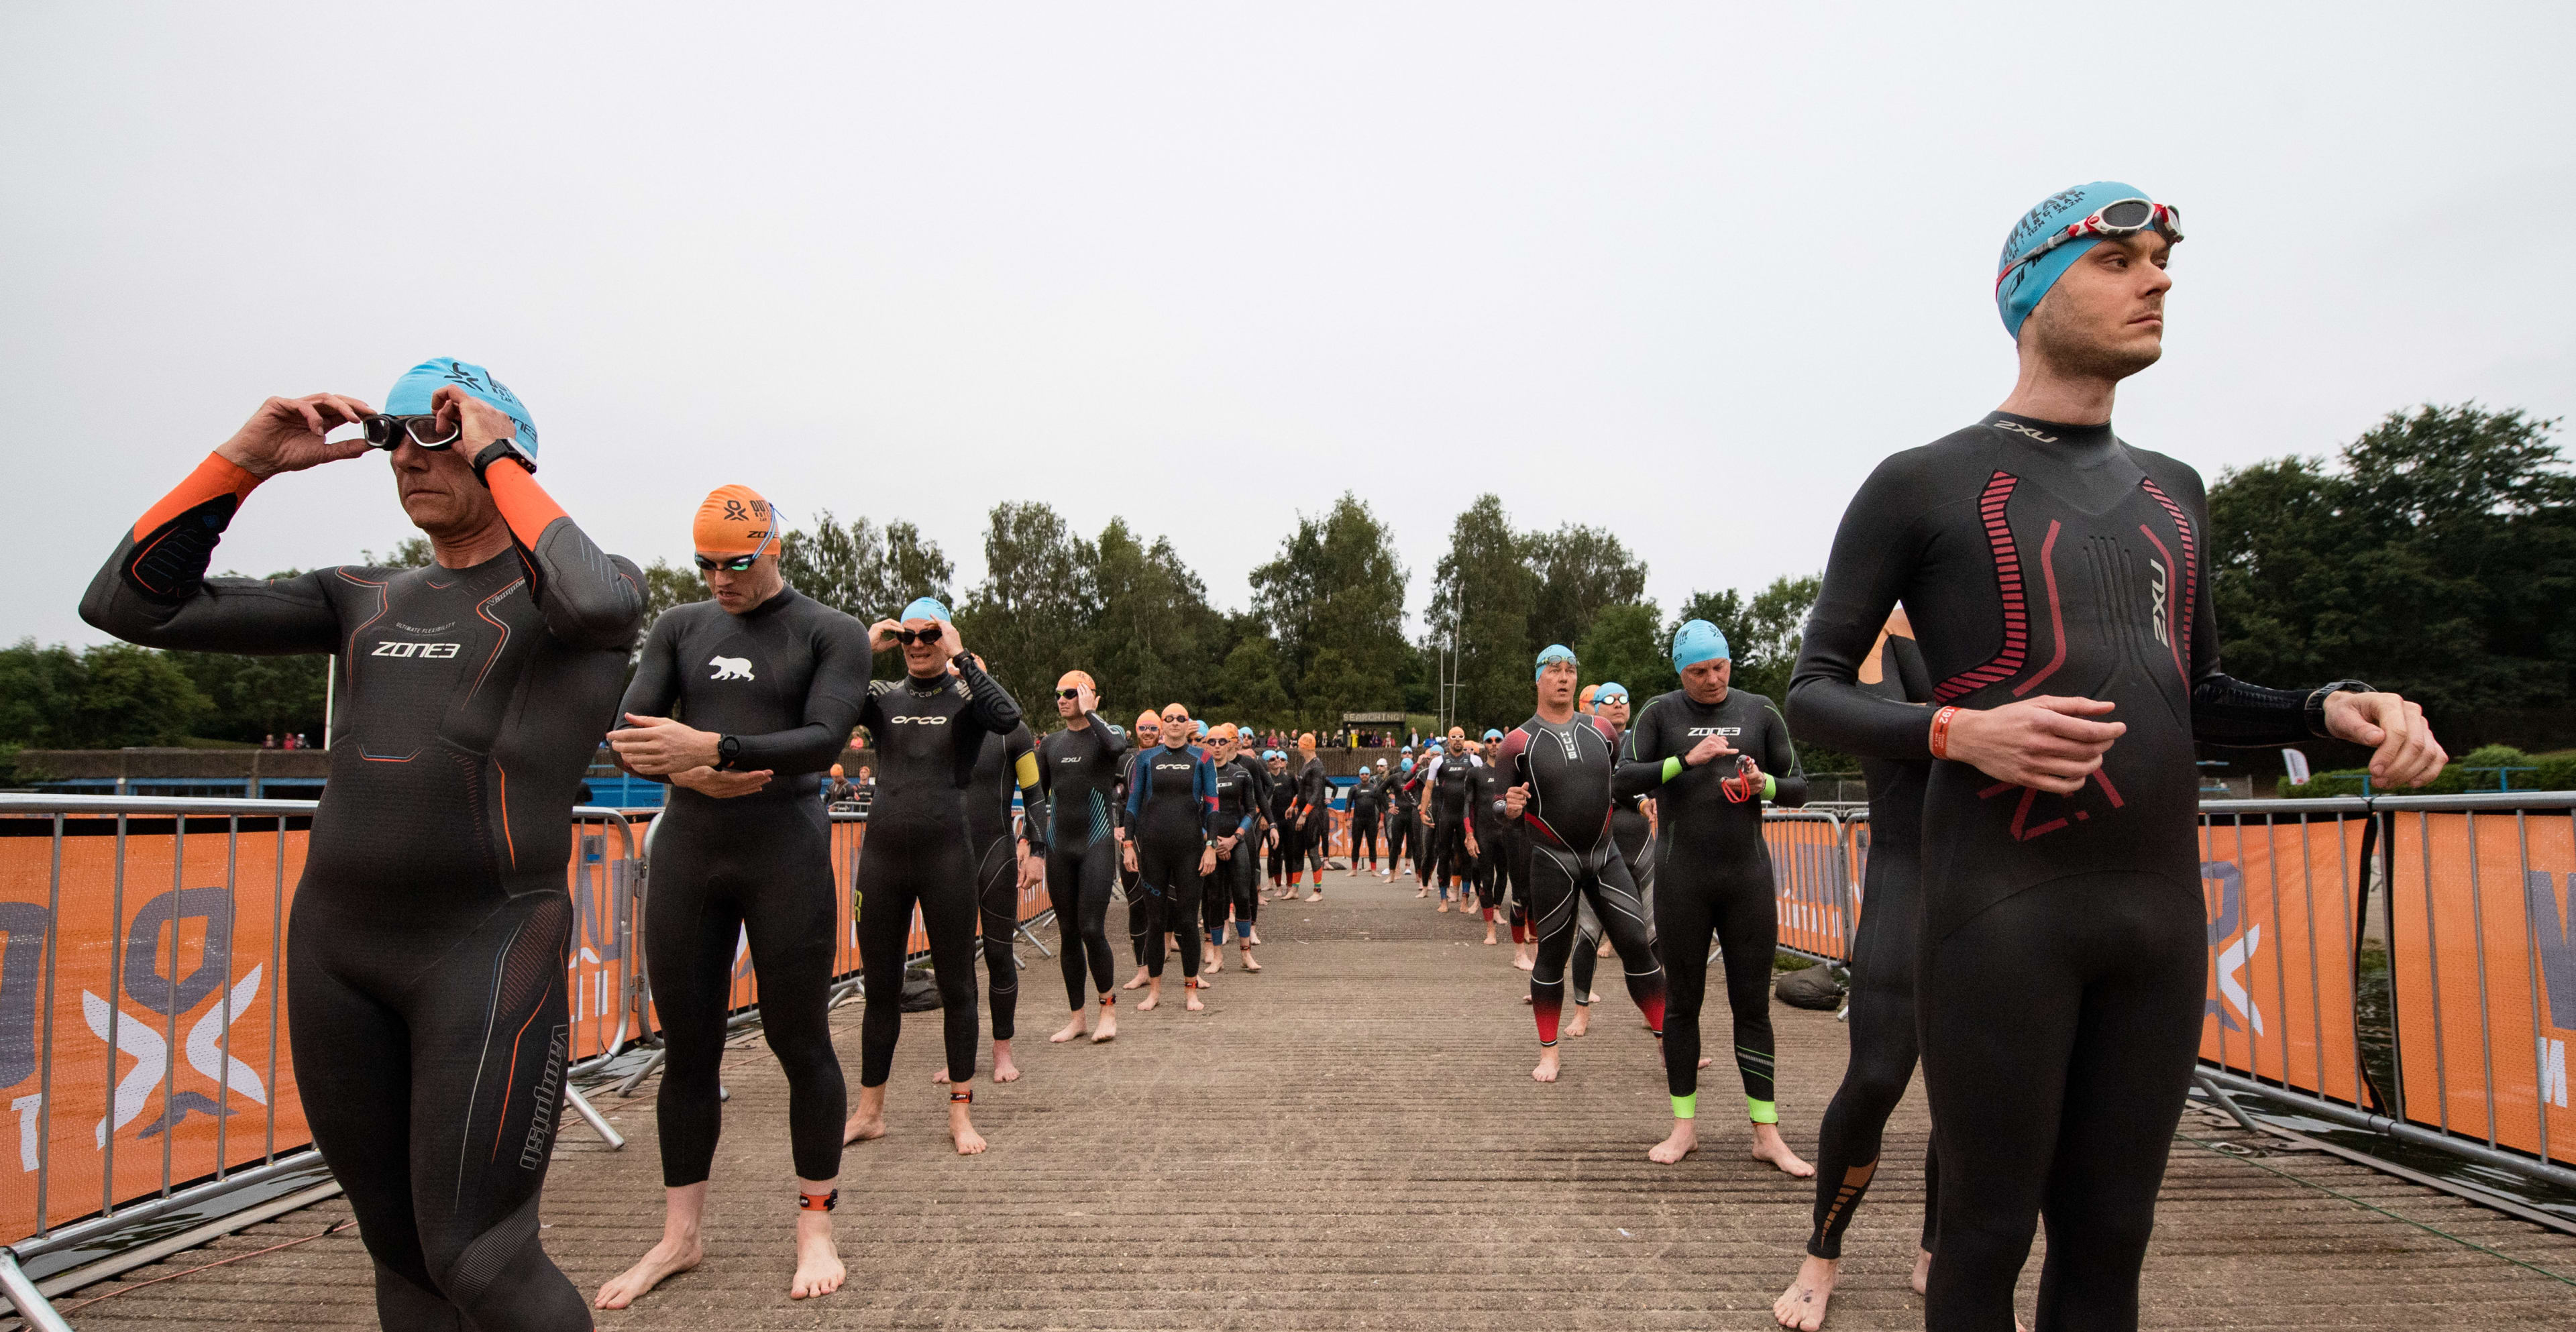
left=1534, top=643, right=1577, bottom=680
left=900, top=596, right=951, bottom=622
left=385, top=358, right=536, bottom=455
left=1672, top=620, right=1729, bottom=669
left=1996, top=180, right=2152, bottom=341
left=1595, top=682, right=1629, bottom=704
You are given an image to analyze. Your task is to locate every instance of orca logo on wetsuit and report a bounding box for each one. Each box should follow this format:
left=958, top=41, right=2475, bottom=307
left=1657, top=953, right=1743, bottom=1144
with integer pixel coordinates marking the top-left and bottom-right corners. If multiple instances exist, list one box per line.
left=708, top=655, right=755, bottom=681
left=370, top=641, right=462, bottom=658
left=888, top=714, right=950, bottom=725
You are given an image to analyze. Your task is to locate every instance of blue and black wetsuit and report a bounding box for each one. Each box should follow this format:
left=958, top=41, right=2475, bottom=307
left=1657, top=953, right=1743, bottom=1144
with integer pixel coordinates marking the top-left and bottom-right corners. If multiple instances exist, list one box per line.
left=83, top=449, right=643, bottom=1332
left=1789, top=412, right=2329, bottom=1328
left=1126, top=742, right=1218, bottom=982
left=1207, top=756, right=1262, bottom=944
left=620, top=586, right=869, bottom=1190
left=853, top=662, right=1022, bottom=1086
left=967, top=722, right=1045, bottom=1042
left=1034, top=716, right=1126, bottom=1010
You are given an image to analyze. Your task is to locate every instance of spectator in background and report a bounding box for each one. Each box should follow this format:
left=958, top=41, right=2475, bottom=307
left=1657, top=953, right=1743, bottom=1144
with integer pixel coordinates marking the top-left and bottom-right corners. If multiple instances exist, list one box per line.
left=826, top=765, right=858, bottom=805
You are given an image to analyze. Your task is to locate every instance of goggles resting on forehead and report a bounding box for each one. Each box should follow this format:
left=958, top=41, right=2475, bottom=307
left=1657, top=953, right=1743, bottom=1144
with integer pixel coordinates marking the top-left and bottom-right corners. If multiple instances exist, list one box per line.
left=1997, top=197, right=2184, bottom=287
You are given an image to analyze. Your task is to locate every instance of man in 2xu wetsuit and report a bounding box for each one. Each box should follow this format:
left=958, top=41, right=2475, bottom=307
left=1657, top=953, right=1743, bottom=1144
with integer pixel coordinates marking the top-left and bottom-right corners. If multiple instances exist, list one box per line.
left=1617, top=622, right=1814, bottom=1176
left=597, top=484, right=867, bottom=1310
left=841, top=597, right=1024, bottom=1156
left=1117, top=711, right=1163, bottom=985
left=1038, top=673, right=1127, bottom=1044
left=1492, top=645, right=1666, bottom=1086
left=1788, top=181, right=2444, bottom=1331
left=1774, top=612, right=1937, bottom=1331
left=83, top=366, right=641, bottom=1332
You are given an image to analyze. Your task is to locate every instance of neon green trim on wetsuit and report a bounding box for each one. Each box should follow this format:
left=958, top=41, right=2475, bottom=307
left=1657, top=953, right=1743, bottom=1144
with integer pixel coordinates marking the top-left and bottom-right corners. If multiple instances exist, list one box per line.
left=1748, top=1097, right=1778, bottom=1125
left=1762, top=773, right=1776, bottom=801
left=1661, top=755, right=1684, bottom=783
left=1671, top=1093, right=1697, bottom=1120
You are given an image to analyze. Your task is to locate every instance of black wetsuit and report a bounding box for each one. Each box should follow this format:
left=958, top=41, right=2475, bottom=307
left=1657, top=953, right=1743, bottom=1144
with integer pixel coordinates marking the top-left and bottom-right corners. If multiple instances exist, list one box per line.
left=1424, top=753, right=1474, bottom=897
left=1573, top=736, right=1654, bottom=994
left=1385, top=766, right=1421, bottom=871
left=1126, top=742, right=1218, bottom=981
left=1292, top=755, right=1330, bottom=882
left=1115, top=742, right=1150, bottom=968
left=621, top=586, right=869, bottom=1189
left=1034, top=717, right=1126, bottom=1009
left=1808, top=624, right=1939, bottom=1262
left=1491, top=714, right=1666, bottom=1047
left=1229, top=755, right=1272, bottom=931
left=1615, top=687, right=1809, bottom=1121
left=853, top=663, right=1022, bottom=1087
left=1788, top=412, right=2326, bottom=1329
left=1469, top=759, right=1517, bottom=916
left=965, top=722, right=1044, bottom=1043
left=1348, top=773, right=1382, bottom=871
left=83, top=449, right=643, bottom=1332
left=1267, top=772, right=1299, bottom=887
left=1207, top=755, right=1263, bottom=943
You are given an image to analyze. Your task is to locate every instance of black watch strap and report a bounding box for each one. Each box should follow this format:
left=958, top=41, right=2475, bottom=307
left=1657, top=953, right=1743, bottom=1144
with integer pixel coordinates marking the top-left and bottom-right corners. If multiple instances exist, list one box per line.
left=716, top=734, right=744, bottom=770
left=2303, top=680, right=2373, bottom=738
left=470, top=439, right=535, bottom=484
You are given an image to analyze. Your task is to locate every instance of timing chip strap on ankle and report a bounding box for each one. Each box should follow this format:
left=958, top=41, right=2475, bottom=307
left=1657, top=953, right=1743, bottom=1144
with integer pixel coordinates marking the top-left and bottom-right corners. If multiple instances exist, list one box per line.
left=799, top=1188, right=839, bottom=1213
left=950, top=1089, right=973, bottom=1104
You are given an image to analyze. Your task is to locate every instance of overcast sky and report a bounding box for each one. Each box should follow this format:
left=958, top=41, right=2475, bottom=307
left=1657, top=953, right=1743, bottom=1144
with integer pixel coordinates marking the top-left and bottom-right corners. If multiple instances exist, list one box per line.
left=7, top=4, right=2570, bottom=649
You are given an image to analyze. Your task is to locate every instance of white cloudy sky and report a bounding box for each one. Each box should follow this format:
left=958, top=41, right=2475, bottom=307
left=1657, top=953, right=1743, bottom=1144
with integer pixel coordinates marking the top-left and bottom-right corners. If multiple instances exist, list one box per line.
left=7, top=3, right=2569, bottom=647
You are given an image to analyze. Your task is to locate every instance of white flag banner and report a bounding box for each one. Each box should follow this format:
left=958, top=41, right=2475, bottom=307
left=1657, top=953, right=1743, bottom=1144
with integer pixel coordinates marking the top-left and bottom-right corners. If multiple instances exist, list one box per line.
left=2282, top=748, right=2313, bottom=785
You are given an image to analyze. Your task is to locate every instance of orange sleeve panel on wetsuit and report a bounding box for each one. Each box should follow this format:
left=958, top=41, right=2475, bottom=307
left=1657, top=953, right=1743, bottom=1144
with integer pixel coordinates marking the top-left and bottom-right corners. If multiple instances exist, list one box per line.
left=482, top=458, right=568, bottom=549
left=133, top=451, right=262, bottom=539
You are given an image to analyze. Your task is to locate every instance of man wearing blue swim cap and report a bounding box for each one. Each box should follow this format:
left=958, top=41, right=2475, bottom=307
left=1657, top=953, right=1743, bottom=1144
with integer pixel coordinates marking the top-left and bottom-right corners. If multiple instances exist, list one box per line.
left=1782, top=184, right=2447, bottom=1331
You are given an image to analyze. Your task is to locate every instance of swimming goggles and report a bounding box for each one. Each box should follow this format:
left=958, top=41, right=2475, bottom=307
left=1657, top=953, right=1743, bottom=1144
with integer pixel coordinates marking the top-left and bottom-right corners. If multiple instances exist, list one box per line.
left=1996, top=198, right=2184, bottom=287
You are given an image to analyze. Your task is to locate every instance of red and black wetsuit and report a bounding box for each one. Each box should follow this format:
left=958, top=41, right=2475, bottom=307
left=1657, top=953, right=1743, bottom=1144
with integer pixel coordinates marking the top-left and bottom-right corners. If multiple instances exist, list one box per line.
left=1788, top=412, right=2330, bottom=1329
left=1490, top=714, right=1666, bottom=1048
left=82, top=451, right=642, bottom=1332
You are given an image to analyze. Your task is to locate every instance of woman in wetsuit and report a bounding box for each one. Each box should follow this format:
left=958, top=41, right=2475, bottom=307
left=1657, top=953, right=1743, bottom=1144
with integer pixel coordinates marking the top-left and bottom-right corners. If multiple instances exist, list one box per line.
left=1124, top=704, right=1220, bottom=1011
left=1037, top=673, right=1126, bottom=1044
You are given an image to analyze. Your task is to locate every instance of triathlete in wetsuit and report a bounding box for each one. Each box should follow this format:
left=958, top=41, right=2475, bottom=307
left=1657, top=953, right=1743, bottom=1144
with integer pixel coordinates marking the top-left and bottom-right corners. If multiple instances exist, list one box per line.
left=1116, top=712, right=1161, bottom=988
left=1389, top=755, right=1424, bottom=889
left=1491, top=646, right=1666, bottom=1085
left=1785, top=180, right=2443, bottom=1332
left=842, top=598, right=1022, bottom=1156
left=961, top=687, right=1044, bottom=1080
left=1266, top=752, right=1299, bottom=895
left=1348, top=767, right=1381, bottom=876
left=600, top=484, right=867, bottom=1309
left=1423, top=742, right=1474, bottom=907
left=1291, top=735, right=1331, bottom=899
left=1035, top=673, right=1126, bottom=1044
left=1202, top=725, right=1264, bottom=970
left=1774, top=612, right=1939, bottom=1329
left=1570, top=681, right=1648, bottom=1004
left=1126, top=706, right=1220, bottom=1010
left=1469, top=731, right=1519, bottom=946
left=1227, top=732, right=1273, bottom=949
left=1617, top=621, right=1813, bottom=1173
left=81, top=370, right=641, bottom=1332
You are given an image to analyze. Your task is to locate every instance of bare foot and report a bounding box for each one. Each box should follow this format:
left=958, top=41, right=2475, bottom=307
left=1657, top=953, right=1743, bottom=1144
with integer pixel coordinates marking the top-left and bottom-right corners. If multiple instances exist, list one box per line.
left=1514, top=952, right=1535, bottom=972
left=1415, top=887, right=1428, bottom=898
left=1566, top=1007, right=1591, bottom=1038
left=1648, top=1118, right=1698, bottom=1164
left=1752, top=1123, right=1816, bottom=1178
left=1050, top=1011, right=1089, bottom=1044
left=790, top=1213, right=844, bottom=1300
left=1774, top=1255, right=1836, bottom=1330
left=1436, top=901, right=1450, bottom=913
left=1204, top=946, right=1222, bottom=973
left=596, top=1235, right=703, bottom=1309
left=1091, top=1006, right=1118, bottom=1042
left=1483, top=928, right=1499, bottom=945
left=1912, top=1247, right=1933, bottom=1296
left=931, top=1065, right=955, bottom=1085
left=950, top=1098, right=986, bottom=1155
left=1304, top=892, right=1322, bottom=901
left=1596, top=938, right=1613, bottom=957
left=1122, top=966, right=1148, bottom=991
left=1239, top=948, right=1261, bottom=972
left=1137, top=979, right=1161, bottom=1011
left=842, top=1110, right=885, bottom=1144
left=1185, top=980, right=1205, bottom=1011
left=991, top=1040, right=1020, bottom=1083
left=1532, top=1049, right=1561, bottom=1083
left=1246, top=926, right=1261, bottom=944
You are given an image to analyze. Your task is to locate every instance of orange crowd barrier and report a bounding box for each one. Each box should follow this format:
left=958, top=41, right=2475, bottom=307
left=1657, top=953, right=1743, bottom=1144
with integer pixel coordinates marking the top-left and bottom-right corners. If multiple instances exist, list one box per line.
left=2193, top=811, right=2373, bottom=1110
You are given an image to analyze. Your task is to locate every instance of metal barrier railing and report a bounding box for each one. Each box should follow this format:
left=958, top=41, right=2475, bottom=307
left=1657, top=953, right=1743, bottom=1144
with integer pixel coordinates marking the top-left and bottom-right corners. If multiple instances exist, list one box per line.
left=0, top=794, right=644, bottom=1330
left=1764, top=809, right=1856, bottom=964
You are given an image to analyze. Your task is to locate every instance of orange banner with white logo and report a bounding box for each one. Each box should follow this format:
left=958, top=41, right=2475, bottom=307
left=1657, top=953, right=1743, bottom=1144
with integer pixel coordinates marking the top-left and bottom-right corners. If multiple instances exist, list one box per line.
left=2194, top=815, right=2372, bottom=1110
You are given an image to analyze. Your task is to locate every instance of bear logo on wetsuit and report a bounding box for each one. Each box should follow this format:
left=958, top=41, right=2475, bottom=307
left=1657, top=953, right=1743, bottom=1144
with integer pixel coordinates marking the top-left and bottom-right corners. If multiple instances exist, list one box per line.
left=708, top=655, right=754, bottom=681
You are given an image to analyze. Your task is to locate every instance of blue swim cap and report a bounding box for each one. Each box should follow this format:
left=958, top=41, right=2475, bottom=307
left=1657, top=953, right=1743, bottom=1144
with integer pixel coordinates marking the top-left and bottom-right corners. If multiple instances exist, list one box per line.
left=1534, top=643, right=1577, bottom=680
left=900, top=596, right=951, bottom=622
left=1400, top=758, right=1414, bottom=774
left=1996, top=180, right=2150, bottom=341
left=1595, top=681, right=1629, bottom=704
left=385, top=358, right=537, bottom=456
left=1483, top=728, right=1503, bottom=741
left=1672, top=620, right=1730, bottom=669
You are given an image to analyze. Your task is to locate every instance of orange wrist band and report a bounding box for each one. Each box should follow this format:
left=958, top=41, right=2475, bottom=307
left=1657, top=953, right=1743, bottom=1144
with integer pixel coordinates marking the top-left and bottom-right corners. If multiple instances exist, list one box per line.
left=1929, top=706, right=1960, bottom=761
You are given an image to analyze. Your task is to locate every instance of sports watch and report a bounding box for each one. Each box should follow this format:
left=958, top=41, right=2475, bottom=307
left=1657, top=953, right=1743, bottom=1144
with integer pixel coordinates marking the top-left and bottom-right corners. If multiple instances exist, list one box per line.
left=715, top=734, right=744, bottom=771
left=2303, top=681, right=2373, bottom=738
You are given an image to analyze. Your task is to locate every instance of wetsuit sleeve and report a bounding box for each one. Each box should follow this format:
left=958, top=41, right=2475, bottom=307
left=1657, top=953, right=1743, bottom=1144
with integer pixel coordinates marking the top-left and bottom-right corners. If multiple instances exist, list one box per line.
left=1786, top=457, right=1944, bottom=761
left=2160, top=472, right=2329, bottom=744
left=1123, top=752, right=1146, bottom=824
left=1490, top=731, right=1528, bottom=818
left=609, top=613, right=688, bottom=783
left=1008, top=726, right=1045, bottom=849
left=1196, top=753, right=1220, bottom=840
left=951, top=654, right=1024, bottom=735
left=1760, top=700, right=1810, bottom=808
left=80, top=452, right=341, bottom=653
left=482, top=459, right=645, bottom=653
left=1089, top=713, right=1125, bottom=757
left=728, top=613, right=873, bottom=775
left=1612, top=699, right=1674, bottom=799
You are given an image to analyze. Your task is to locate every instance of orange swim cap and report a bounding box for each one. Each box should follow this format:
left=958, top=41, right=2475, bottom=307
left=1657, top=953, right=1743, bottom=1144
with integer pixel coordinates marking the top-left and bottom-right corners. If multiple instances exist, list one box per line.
left=1208, top=722, right=1237, bottom=742
left=1297, top=731, right=1316, bottom=750
left=1136, top=710, right=1161, bottom=731
left=830, top=764, right=845, bottom=777
left=1057, top=669, right=1095, bottom=692
left=693, top=484, right=778, bottom=558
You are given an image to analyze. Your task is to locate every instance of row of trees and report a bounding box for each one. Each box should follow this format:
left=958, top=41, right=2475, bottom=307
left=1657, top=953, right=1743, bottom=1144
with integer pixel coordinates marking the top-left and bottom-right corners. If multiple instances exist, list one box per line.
left=10, top=402, right=2564, bottom=770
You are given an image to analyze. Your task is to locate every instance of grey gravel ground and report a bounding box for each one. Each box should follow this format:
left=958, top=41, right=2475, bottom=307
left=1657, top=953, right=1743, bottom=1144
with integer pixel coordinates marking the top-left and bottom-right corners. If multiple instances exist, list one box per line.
left=49, top=871, right=2576, bottom=1329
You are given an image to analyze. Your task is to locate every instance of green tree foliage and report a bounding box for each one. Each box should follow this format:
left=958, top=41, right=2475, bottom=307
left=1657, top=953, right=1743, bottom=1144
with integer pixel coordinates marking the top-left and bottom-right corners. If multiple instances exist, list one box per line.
left=358, top=538, right=433, bottom=569
left=1426, top=495, right=1541, bottom=732
left=1087, top=518, right=1227, bottom=714
left=1574, top=602, right=1676, bottom=700
left=2209, top=404, right=2575, bottom=721
left=777, top=509, right=955, bottom=620
left=1250, top=494, right=1410, bottom=730
left=639, top=558, right=710, bottom=634
left=166, top=651, right=326, bottom=744
left=1526, top=524, right=1648, bottom=653
left=955, top=501, right=1097, bottom=713
left=0, top=639, right=210, bottom=749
